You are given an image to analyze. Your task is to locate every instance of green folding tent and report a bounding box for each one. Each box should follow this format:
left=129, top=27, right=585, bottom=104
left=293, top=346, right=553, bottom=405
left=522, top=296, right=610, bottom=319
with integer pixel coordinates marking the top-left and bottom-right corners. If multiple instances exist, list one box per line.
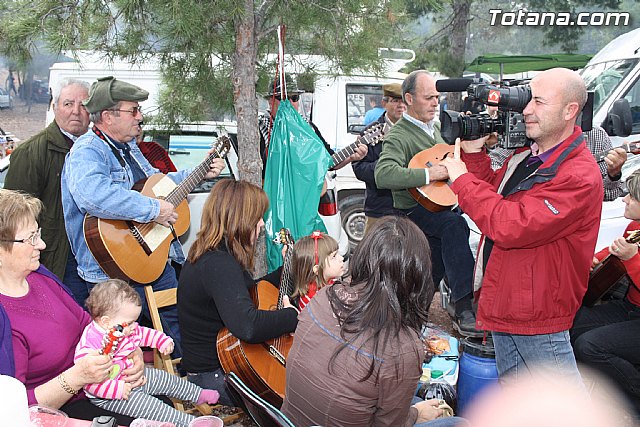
left=466, top=53, right=593, bottom=80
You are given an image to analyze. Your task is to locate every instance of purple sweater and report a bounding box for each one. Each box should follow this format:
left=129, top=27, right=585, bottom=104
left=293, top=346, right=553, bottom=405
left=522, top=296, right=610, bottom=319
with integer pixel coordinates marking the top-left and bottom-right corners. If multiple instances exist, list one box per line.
left=0, top=269, right=91, bottom=405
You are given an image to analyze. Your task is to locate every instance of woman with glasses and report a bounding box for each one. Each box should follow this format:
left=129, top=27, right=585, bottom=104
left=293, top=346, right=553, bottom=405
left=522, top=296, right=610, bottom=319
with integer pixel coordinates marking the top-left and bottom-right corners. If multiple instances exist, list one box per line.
left=0, top=189, right=144, bottom=425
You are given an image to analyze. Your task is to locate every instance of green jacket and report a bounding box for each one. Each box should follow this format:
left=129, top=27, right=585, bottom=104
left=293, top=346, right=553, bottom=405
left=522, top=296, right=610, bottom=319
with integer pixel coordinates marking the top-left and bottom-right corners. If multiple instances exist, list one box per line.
left=5, top=121, right=73, bottom=279
left=374, top=117, right=445, bottom=209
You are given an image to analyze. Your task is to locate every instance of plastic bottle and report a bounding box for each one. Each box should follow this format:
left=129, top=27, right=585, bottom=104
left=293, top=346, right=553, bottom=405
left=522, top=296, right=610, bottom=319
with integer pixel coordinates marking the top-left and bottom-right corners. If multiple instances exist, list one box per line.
left=0, top=134, right=6, bottom=158
left=416, top=370, right=457, bottom=411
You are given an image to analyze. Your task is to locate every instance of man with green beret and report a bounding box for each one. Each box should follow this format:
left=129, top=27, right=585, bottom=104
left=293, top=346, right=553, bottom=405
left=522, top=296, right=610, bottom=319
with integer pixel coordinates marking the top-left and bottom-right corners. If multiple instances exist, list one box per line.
left=352, top=82, right=406, bottom=234
left=61, top=76, right=226, bottom=354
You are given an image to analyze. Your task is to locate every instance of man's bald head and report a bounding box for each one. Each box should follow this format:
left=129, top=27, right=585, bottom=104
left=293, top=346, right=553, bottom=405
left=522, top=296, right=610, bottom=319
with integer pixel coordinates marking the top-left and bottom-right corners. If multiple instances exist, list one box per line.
left=524, top=68, right=587, bottom=146
left=536, top=68, right=587, bottom=111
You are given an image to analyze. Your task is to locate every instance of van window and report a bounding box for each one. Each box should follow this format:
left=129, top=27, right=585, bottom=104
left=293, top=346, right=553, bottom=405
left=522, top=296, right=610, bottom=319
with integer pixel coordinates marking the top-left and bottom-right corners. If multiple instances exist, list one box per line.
left=582, top=59, right=639, bottom=114
left=346, top=84, right=383, bottom=135
left=145, top=129, right=236, bottom=193
left=621, top=75, right=640, bottom=135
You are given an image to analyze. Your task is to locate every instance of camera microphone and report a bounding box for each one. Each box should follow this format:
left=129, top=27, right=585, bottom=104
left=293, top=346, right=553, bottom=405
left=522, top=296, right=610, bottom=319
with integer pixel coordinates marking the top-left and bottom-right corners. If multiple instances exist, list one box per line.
left=435, top=78, right=475, bottom=92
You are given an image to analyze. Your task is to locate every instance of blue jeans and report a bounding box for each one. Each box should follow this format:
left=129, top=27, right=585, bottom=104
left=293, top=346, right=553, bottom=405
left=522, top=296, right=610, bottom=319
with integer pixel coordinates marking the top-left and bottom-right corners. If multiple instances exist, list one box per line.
left=404, top=207, right=474, bottom=304
left=492, top=331, right=584, bottom=389
left=187, top=368, right=234, bottom=407
left=63, top=250, right=90, bottom=309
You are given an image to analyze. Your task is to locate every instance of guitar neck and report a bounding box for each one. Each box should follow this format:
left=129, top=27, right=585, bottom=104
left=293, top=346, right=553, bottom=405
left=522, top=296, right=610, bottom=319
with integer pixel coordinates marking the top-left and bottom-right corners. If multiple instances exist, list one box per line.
left=596, top=140, right=640, bottom=163
left=330, top=140, right=361, bottom=167
left=165, top=147, right=224, bottom=207
left=329, top=122, right=388, bottom=168
left=277, top=249, right=294, bottom=309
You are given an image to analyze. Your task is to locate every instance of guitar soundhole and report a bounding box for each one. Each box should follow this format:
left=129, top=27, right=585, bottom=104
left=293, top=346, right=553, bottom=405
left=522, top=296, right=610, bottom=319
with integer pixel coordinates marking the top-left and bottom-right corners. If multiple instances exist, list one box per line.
left=127, top=222, right=152, bottom=255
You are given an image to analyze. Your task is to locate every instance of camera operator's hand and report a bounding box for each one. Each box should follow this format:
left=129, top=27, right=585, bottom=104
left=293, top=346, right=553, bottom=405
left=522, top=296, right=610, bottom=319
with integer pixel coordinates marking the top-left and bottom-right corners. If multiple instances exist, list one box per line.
left=442, top=141, right=467, bottom=182
left=604, top=147, right=627, bottom=180
left=460, top=134, right=492, bottom=154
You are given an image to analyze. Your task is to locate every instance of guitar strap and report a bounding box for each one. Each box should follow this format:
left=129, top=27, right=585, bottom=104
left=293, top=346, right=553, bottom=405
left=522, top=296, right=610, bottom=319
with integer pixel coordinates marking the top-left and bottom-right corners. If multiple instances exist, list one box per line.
left=92, top=125, right=147, bottom=183
left=92, top=125, right=126, bottom=168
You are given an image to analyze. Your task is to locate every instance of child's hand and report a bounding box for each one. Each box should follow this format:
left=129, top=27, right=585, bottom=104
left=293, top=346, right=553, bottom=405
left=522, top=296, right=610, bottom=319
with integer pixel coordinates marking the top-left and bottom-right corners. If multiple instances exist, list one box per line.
left=160, top=339, right=174, bottom=356
left=282, top=295, right=300, bottom=314
left=122, top=382, right=132, bottom=400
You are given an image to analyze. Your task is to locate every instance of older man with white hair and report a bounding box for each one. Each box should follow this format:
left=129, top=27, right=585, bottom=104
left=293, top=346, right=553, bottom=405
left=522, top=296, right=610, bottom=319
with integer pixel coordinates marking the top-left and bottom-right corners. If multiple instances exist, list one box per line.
left=5, top=78, right=91, bottom=304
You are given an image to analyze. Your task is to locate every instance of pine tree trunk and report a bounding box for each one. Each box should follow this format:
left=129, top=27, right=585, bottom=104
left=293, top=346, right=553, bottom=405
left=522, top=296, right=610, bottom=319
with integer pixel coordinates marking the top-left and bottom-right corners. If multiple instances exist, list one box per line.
left=232, top=0, right=267, bottom=276
left=447, top=0, right=472, bottom=112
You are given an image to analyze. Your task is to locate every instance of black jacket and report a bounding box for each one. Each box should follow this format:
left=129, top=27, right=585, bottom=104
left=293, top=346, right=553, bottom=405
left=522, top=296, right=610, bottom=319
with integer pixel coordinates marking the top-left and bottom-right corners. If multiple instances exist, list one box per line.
left=352, top=114, right=397, bottom=218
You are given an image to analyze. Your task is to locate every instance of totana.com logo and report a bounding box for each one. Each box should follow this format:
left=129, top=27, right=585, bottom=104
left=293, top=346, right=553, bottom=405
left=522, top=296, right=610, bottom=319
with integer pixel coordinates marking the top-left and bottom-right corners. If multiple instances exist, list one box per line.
left=489, top=9, right=630, bottom=26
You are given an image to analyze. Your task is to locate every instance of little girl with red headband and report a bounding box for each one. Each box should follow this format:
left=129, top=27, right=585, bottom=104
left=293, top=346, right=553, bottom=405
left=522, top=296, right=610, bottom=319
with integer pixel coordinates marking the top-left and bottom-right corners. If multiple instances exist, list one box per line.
left=290, top=231, right=345, bottom=311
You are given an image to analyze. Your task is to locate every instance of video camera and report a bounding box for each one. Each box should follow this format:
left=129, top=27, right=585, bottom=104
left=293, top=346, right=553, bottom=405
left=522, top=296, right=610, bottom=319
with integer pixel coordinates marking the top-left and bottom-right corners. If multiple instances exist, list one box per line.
left=436, top=78, right=593, bottom=149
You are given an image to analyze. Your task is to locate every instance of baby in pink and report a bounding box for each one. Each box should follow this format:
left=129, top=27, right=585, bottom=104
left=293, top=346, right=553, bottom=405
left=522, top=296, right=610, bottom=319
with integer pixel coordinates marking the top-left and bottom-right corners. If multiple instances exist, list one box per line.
left=74, top=279, right=219, bottom=427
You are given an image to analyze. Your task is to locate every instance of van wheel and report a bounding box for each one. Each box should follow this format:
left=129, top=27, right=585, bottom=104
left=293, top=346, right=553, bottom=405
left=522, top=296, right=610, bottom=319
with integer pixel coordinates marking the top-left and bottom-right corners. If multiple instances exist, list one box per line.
left=339, top=194, right=365, bottom=250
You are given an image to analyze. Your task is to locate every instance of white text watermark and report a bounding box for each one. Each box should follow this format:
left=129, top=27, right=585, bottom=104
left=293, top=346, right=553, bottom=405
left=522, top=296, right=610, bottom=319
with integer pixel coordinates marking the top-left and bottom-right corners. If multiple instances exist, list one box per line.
left=489, top=9, right=630, bottom=26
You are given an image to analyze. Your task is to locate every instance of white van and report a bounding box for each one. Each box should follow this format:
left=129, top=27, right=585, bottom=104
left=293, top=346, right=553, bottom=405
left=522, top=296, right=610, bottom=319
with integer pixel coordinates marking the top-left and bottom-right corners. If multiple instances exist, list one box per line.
left=46, top=53, right=359, bottom=257
left=581, top=27, right=640, bottom=148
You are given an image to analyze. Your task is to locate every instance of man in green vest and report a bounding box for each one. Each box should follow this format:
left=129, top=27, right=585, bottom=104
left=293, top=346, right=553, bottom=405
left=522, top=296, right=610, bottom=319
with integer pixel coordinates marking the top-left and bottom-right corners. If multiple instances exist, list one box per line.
left=375, top=70, right=480, bottom=337
left=5, top=78, right=91, bottom=306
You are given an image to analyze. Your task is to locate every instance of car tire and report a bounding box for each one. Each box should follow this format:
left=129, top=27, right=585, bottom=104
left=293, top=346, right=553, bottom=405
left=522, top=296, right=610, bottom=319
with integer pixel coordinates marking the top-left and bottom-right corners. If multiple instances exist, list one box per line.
left=339, top=194, right=365, bottom=250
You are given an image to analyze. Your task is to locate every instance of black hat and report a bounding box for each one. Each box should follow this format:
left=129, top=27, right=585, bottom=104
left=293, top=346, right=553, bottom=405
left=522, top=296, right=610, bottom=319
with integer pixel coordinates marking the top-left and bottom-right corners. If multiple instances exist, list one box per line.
left=266, top=76, right=304, bottom=97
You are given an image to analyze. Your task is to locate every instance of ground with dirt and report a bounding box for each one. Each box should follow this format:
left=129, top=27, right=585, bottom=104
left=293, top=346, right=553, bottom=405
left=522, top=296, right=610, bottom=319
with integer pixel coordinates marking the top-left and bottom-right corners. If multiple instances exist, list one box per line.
left=1, top=99, right=459, bottom=426
left=0, top=101, right=48, bottom=142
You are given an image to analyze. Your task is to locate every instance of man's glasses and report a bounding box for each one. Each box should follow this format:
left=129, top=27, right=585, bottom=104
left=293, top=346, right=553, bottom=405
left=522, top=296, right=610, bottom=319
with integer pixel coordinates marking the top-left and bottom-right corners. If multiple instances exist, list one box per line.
left=275, top=94, right=300, bottom=102
left=388, top=98, right=405, bottom=104
left=110, top=106, right=143, bottom=116
left=1, top=228, right=42, bottom=246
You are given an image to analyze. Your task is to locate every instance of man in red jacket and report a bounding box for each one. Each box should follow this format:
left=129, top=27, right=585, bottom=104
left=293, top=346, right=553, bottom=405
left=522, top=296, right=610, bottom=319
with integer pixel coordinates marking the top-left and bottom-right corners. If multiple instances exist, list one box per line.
left=442, top=68, right=603, bottom=386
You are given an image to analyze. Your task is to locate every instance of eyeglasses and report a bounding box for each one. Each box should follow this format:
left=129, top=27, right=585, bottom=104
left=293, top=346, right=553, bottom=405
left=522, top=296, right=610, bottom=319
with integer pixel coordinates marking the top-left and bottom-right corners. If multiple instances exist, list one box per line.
left=1, top=228, right=42, bottom=246
left=388, top=98, right=404, bottom=104
left=275, top=94, right=300, bottom=102
left=110, top=106, right=143, bottom=116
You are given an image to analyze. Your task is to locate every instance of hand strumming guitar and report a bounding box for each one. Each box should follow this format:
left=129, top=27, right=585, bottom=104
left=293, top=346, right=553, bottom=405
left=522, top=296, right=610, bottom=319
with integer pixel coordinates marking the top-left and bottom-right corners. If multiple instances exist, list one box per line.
left=604, top=147, right=627, bottom=180
left=155, top=199, right=178, bottom=227
left=609, top=236, right=639, bottom=261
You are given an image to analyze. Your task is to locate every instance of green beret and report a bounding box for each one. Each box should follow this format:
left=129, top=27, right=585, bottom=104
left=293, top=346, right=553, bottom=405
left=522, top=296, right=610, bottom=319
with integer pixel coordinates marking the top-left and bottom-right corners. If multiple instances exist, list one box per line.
left=83, top=76, right=149, bottom=113
left=383, top=83, right=402, bottom=99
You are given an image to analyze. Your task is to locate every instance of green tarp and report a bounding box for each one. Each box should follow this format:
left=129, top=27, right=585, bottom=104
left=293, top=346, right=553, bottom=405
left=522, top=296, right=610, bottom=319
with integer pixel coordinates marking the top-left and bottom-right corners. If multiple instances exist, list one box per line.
left=263, top=100, right=330, bottom=272
left=467, top=54, right=593, bottom=76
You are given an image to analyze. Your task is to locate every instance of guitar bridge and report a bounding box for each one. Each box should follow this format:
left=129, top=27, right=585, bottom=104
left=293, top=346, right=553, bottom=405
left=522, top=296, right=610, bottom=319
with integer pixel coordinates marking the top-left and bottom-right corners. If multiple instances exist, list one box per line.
left=127, top=222, right=153, bottom=256
left=268, top=346, right=286, bottom=367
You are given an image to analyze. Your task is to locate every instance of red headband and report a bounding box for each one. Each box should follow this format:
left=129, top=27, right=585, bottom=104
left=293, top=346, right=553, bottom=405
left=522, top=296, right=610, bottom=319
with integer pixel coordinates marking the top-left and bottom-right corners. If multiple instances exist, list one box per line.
left=311, top=231, right=323, bottom=267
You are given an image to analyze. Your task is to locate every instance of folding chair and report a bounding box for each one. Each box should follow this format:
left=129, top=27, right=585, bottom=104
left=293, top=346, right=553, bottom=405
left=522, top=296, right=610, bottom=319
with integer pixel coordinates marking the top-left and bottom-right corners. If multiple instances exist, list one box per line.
left=225, top=372, right=296, bottom=427
left=144, top=285, right=241, bottom=424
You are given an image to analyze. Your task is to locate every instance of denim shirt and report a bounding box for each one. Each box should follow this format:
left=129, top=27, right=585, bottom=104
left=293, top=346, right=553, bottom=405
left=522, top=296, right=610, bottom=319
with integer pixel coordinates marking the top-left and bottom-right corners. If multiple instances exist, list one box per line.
left=61, top=129, right=189, bottom=283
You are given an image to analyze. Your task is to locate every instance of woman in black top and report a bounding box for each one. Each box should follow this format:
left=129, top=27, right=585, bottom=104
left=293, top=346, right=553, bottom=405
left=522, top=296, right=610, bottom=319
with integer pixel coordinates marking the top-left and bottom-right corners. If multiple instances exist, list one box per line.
left=178, top=179, right=298, bottom=406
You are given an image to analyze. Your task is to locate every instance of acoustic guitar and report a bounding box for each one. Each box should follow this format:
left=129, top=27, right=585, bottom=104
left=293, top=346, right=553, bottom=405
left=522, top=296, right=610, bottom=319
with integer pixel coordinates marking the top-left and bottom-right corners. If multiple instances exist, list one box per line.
left=216, top=228, right=295, bottom=408
left=583, top=230, right=640, bottom=307
left=320, top=121, right=389, bottom=196
left=330, top=122, right=389, bottom=168
left=408, top=144, right=458, bottom=212
left=83, top=136, right=231, bottom=284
